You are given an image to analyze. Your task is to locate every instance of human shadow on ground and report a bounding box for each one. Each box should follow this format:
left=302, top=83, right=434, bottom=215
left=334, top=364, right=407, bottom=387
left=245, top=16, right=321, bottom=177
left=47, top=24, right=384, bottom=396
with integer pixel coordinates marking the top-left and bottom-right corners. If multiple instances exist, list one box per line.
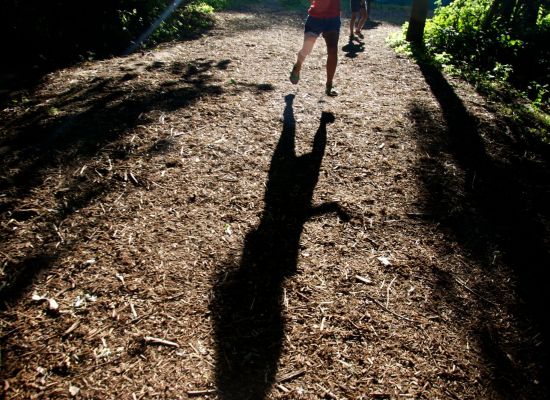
left=410, top=59, right=550, bottom=398
left=210, top=95, right=349, bottom=399
left=344, top=18, right=380, bottom=58
left=343, top=40, right=365, bottom=58
left=360, top=20, right=381, bottom=30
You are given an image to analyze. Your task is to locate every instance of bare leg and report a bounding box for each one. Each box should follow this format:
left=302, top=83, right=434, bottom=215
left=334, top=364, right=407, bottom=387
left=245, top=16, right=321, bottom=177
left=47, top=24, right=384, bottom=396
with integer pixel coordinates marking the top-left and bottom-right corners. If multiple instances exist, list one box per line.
left=295, top=34, right=317, bottom=71
left=322, top=30, right=339, bottom=94
left=291, top=33, right=317, bottom=84
left=350, top=12, right=358, bottom=38
left=355, top=8, right=368, bottom=34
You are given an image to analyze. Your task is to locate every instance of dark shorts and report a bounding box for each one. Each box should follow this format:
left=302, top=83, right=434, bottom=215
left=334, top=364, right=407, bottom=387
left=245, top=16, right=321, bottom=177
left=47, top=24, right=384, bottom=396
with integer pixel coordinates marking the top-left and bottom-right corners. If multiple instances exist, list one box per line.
left=304, top=16, right=341, bottom=37
left=350, top=0, right=366, bottom=13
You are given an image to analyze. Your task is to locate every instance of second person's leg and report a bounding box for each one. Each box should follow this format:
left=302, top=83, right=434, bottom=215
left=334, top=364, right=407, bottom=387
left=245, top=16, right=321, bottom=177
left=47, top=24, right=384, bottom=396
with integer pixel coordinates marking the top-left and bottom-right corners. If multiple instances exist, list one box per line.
left=355, top=5, right=368, bottom=37
left=350, top=12, right=358, bottom=40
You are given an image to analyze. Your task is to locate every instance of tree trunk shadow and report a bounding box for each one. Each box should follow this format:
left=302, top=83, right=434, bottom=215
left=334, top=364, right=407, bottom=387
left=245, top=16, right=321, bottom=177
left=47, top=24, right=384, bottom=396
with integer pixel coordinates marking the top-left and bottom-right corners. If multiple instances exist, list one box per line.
left=411, top=55, right=550, bottom=397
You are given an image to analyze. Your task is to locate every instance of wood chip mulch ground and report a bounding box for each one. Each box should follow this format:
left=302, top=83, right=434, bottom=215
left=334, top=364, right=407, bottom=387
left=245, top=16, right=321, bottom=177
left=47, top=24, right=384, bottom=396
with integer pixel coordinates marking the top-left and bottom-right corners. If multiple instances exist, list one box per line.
left=1, top=2, right=549, bottom=399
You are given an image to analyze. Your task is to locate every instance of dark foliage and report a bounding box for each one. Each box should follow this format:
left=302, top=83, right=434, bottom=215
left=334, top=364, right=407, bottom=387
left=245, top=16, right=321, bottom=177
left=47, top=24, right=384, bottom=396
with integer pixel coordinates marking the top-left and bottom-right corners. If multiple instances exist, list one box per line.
left=0, top=0, right=216, bottom=73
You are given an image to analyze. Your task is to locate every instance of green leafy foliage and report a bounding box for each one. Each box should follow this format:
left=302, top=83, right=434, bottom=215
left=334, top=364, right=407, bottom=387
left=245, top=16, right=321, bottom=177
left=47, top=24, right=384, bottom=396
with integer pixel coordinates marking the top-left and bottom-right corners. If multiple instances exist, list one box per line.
left=421, top=0, right=549, bottom=113
left=116, top=0, right=221, bottom=48
left=389, top=0, right=549, bottom=144
left=142, top=1, right=218, bottom=46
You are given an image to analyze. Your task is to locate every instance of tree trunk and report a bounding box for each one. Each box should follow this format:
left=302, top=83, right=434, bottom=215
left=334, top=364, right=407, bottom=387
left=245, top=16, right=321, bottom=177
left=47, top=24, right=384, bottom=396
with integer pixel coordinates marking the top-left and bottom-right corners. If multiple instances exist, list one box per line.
left=485, top=0, right=517, bottom=27
left=519, top=0, right=542, bottom=29
left=406, top=0, right=429, bottom=44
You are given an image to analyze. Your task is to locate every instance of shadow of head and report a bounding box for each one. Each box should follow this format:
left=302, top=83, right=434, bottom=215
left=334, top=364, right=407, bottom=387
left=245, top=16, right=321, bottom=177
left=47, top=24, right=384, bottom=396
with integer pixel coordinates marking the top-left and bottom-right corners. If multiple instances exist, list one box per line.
left=321, top=111, right=335, bottom=124
left=362, top=20, right=381, bottom=30
left=342, top=41, right=365, bottom=58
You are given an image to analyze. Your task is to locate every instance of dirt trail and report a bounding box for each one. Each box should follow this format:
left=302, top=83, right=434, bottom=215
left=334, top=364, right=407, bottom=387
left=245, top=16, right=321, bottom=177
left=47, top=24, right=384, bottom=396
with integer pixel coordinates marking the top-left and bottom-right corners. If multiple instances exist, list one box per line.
left=1, top=3, right=549, bottom=400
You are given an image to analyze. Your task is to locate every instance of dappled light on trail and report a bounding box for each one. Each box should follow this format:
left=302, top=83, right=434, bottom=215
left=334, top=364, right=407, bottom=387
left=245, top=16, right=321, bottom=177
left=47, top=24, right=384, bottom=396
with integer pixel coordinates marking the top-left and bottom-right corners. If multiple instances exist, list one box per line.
left=1, top=2, right=548, bottom=399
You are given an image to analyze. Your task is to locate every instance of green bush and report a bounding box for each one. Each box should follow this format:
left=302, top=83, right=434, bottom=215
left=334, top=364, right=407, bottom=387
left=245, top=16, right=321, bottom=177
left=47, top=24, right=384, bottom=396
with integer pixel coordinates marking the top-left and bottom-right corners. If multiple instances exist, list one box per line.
left=422, top=0, right=549, bottom=111
left=142, top=1, right=218, bottom=46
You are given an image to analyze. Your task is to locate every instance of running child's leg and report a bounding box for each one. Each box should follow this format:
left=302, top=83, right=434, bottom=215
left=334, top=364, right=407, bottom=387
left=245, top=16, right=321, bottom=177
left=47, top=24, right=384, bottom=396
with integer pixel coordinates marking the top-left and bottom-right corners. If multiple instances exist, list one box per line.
left=297, top=33, right=317, bottom=67
left=322, top=30, right=339, bottom=95
left=355, top=6, right=368, bottom=36
left=290, top=33, right=317, bottom=84
left=350, top=12, right=358, bottom=39
left=350, top=0, right=361, bottom=39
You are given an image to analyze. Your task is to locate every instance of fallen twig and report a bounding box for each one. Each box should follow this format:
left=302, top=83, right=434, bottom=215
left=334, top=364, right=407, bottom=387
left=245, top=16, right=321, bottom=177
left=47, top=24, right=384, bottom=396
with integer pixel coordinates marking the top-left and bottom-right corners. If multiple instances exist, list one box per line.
left=365, top=295, right=418, bottom=324
left=143, top=336, right=179, bottom=347
left=355, top=275, right=372, bottom=285
left=276, top=369, right=305, bottom=383
left=454, top=277, right=499, bottom=306
left=276, top=384, right=290, bottom=393
left=63, top=320, right=81, bottom=336
left=129, top=172, right=139, bottom=185
left=386, top=275, right=397, bottom=308
left=187, top=389, right=217, bottom=396
left=316, top=383, right=338, bottom=399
